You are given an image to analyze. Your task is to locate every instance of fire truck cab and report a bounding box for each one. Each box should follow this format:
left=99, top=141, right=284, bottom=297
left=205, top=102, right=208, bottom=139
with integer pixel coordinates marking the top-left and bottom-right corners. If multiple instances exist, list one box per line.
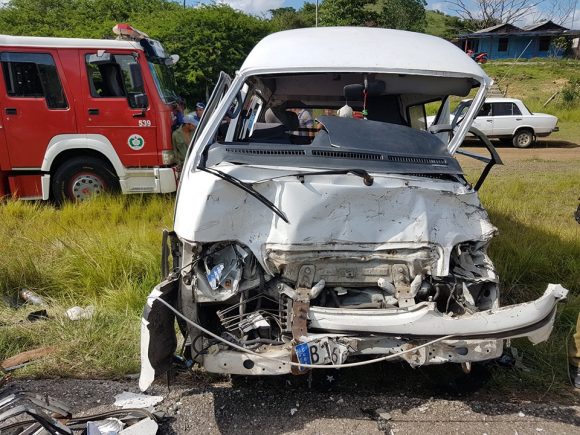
left=0, top=25, right=179, bottom=202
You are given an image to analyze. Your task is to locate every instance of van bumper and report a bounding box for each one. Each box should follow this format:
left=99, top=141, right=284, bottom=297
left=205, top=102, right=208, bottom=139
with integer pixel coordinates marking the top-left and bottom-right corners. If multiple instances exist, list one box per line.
left=120, top=167, right=177, bottom=194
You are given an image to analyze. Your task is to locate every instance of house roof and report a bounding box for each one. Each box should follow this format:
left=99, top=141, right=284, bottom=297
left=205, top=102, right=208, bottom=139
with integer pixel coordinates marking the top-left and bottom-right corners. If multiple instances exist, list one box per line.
left=522, top=20, right=568, bottom=31
left=474, top=23, right=521, bottom=34
left=461, top=20, right=578, bottom=38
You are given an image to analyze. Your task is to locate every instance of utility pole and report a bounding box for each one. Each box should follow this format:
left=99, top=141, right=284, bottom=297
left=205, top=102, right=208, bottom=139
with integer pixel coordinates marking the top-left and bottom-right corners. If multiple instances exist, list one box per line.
left=316, top=0, right=319, bottom=27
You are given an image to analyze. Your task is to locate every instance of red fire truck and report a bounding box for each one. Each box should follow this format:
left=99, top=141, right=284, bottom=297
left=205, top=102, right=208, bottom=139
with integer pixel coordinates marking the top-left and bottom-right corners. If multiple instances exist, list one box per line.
left=0, top=24, right=179, bottom=202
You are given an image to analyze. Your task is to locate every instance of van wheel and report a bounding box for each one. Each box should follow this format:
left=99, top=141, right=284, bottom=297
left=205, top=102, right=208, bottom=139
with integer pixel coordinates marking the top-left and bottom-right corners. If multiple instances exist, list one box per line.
left=51, top=157, right=119, bottom=204
left=512, top=129, right=534, bottom=148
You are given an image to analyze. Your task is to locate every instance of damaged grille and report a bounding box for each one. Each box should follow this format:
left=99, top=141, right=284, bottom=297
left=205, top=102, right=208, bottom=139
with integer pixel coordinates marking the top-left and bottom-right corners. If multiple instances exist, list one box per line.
left=225, top=148, right=306, bottom=156
left=312, top=150, right=383, bottom=160
left=387, top=155, right=447, bottom=165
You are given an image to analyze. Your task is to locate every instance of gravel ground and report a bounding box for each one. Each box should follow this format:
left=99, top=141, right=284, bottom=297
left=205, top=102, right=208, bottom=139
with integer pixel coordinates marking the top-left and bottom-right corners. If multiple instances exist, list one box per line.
left=3, top=365, right=579, bottom=434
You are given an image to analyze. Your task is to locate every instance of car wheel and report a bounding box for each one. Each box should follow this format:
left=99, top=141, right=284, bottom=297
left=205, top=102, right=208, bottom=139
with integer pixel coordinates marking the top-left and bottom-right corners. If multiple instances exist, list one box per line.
left=512, top=129, right=534, bottom=148
left=51, top=156, right=119, bottom=204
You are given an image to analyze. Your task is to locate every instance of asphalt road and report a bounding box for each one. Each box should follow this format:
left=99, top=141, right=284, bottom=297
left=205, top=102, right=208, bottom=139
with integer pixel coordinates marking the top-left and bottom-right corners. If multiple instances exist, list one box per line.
left=3, top=365, right=579, bottom=434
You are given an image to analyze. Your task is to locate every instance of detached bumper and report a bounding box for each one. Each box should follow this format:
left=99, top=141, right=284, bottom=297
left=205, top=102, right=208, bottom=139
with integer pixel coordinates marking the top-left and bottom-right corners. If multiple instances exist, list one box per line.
left=308, top=284, right=568, bottom=342
left=139, top=283, right=567, bottom=389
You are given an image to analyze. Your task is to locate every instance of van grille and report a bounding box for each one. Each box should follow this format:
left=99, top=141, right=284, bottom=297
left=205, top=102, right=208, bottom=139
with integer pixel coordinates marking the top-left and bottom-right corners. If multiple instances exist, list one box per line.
left=387, top=155, right=447, bottom=165
left=226, top=148, right=306, bottom=156
left=312, top=150, right=383, bottom=160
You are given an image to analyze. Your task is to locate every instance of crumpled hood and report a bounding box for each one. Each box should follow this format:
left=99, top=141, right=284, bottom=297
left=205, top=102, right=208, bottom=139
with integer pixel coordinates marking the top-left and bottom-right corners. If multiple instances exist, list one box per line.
left=175, top=165, right=496, bottom=276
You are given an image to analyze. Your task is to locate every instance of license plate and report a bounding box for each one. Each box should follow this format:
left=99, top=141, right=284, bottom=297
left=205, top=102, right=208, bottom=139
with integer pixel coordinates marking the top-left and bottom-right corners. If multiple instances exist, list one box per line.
left=295, top=338, right=348, bottom=368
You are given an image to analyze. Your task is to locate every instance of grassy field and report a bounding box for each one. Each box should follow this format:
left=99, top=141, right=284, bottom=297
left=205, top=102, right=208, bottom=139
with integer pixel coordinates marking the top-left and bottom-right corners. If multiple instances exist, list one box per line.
left=1, top=60, right=579, bottom=395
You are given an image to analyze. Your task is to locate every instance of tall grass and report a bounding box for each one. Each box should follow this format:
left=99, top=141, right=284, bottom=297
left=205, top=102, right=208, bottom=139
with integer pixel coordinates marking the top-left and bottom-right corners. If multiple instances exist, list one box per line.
left=0, top=195, right=174, bottom=376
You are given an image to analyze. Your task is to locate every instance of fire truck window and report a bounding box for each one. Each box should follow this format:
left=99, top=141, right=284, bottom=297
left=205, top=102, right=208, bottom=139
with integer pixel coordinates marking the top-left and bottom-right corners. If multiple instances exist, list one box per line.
left=85, top=54, right=147, bottom=108
left=0, top=52, right=68, bottom=109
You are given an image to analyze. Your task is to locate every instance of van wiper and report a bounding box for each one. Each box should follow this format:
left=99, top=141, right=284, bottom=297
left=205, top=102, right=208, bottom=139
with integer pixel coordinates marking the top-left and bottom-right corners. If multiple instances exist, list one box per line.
left=253, top=169, right=374, bottom=186
left=198, top=166, right=289, bottom=223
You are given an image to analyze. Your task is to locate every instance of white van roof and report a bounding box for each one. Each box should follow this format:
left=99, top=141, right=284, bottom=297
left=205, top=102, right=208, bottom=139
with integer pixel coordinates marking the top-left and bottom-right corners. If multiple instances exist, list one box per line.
left=240, top=27, right=490, bottom=84
left=0, top=34, right=142, bottom=51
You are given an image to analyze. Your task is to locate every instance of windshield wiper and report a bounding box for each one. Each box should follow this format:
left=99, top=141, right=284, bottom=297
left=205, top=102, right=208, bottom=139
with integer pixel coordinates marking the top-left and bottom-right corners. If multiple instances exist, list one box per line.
left=198, top=166, right=289, bottom=223
left=253, top=169, right=374, bottom=186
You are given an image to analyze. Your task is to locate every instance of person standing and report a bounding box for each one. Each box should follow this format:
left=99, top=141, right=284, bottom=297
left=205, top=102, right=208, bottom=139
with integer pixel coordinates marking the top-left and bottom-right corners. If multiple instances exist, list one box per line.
left=193, top=102, right=205, bottom=125
left=172, top=115, right=196, bottom=168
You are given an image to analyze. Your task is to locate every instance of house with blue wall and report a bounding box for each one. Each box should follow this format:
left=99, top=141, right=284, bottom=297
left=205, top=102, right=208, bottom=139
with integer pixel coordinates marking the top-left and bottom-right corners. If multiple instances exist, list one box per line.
left=457, top=21, right=580, bottom=59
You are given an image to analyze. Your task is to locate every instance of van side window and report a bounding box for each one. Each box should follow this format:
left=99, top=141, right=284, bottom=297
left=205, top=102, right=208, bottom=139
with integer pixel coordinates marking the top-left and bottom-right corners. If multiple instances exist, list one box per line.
left=85, top=54, right=147, bottom=108
left=407, top=104, right=427, bottom=131
left=0, top=52, right=68, bottom=109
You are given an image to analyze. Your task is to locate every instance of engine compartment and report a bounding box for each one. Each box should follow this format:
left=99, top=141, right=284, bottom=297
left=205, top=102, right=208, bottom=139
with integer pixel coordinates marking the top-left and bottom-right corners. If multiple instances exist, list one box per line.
left=181, top=240, right=500, bottom=352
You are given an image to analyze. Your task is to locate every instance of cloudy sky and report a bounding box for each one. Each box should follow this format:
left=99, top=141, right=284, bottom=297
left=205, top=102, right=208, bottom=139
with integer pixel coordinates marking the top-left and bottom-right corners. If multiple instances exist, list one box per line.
left=189, top=0, right=579, bottom=29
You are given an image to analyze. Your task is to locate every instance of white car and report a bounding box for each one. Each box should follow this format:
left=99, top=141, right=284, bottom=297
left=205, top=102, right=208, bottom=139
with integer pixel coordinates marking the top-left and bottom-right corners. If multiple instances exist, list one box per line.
left=429, top=97, right=559, bottom=148
left=139, top=28, right=567, bottom=390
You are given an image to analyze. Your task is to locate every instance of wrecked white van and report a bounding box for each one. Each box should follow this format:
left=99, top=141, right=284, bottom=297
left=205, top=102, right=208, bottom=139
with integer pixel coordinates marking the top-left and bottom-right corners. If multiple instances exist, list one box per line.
left=140, top=28, right=567, bottom=390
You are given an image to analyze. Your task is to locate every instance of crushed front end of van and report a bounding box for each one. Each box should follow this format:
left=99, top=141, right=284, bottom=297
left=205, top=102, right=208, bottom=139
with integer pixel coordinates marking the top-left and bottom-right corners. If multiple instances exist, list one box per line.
left=139, top=28, right=567, bottom=391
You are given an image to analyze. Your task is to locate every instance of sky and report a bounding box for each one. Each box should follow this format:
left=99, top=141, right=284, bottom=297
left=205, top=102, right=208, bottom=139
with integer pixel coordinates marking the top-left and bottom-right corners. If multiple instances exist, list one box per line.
left=188, top=0, right=579, bottom=30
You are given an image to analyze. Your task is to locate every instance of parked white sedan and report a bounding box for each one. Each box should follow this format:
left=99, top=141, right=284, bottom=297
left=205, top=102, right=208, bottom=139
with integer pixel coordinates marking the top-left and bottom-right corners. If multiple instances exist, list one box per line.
left=451, top=97, right=559, bottom=148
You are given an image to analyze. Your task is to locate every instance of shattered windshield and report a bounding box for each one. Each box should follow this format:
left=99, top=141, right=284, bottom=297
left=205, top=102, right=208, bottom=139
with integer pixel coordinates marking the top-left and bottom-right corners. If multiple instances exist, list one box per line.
left=148, top=61, right=179, bottom=104
left=207, top=115, right=463, bottom=177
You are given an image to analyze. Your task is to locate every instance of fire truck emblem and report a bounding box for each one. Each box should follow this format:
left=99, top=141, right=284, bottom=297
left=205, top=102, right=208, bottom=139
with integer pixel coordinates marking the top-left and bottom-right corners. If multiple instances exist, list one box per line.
left=128, top=134, right=145, bottom=150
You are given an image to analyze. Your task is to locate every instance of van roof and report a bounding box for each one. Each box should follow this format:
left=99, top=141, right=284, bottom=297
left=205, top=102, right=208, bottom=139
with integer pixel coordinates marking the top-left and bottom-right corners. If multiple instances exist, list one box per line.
left=0, top=34, right=142, bottom=51
left=239, top=27, right=490, bottom=84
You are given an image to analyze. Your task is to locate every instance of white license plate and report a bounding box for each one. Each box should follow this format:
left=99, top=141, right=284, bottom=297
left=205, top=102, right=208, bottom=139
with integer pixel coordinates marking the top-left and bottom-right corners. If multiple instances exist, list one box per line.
left=295, top=338, right=348, bottom=367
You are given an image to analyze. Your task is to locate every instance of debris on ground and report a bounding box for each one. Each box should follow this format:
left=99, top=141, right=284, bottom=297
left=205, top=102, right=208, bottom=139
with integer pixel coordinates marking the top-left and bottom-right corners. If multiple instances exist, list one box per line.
left=0, top=392, right=163, bottom=435
left=0, top=346, right=56, bottom=372
left=375, top=408, right=392, bottom=420
left=27, top=309, right=49, bottom=322
left=66, top=305, right=95, bottom=321
left=114, top=391, right=163, bottom=409
left=118, top=417, right=158, bottom=435
left=18, top=289, right=44, bottom=305
left=86, top=418, right=124, bottom=434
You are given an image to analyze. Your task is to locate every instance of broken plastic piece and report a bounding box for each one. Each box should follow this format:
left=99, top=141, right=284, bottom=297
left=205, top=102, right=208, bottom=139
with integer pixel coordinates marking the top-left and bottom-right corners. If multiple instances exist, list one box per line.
left=19, top=289, right=44, bottom=305
left=87, top=418, right=124, bottom=434
left=119, top=417, right=158, bottom=435
left=113, top=392, right=163, bottom=409
left=66, top=305, right=95, bottom=321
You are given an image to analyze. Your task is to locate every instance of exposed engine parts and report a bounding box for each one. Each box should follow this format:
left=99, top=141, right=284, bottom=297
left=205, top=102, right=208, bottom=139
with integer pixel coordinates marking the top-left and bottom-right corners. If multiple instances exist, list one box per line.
left=183, top=241, right=501, bottom=356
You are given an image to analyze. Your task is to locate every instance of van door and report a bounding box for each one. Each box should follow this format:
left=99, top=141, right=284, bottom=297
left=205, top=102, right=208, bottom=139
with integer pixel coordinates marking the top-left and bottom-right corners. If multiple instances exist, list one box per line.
left=79, top=50, right=158, bottom=167
left=0, top=51, right=75, bottom=168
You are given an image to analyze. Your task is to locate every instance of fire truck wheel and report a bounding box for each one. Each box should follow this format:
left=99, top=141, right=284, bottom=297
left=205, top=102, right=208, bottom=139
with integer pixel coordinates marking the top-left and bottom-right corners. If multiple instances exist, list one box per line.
left=51, top=157, right=119, bottom=204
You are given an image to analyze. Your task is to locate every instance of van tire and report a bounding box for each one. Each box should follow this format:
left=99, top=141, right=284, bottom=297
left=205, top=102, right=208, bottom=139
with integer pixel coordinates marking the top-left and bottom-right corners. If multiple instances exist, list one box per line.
left=512, top=129, right=534, bottom=148
left=51, top=156, right=119, bottom=204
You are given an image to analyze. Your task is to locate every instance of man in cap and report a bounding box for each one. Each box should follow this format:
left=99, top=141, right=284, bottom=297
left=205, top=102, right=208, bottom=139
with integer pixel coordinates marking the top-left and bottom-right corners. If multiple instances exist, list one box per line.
left=194, top=102, right=205, bottom=125
left=172, top=114, right=196, bottom=169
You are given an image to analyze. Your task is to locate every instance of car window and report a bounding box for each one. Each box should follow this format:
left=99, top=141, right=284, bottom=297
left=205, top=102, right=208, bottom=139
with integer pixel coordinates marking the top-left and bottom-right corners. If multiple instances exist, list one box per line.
left=492, top=102, right=521, bottom=116
left=85, top=54, right=147, bottom=108
left=477, top=103, right=491, bottom=117
left=0, top=52, right=68, bottom=109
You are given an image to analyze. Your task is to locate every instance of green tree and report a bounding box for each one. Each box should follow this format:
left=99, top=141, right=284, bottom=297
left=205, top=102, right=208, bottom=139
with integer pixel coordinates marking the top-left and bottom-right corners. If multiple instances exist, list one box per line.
left=134, top=5, right=271, bottom=104
left=0, top=0, right=179, bottom=37
left=319, top=0, right=378, bottom=27
left=269, top=3, right=316, bottom=31
left=318, top=0, right=427, bottom=31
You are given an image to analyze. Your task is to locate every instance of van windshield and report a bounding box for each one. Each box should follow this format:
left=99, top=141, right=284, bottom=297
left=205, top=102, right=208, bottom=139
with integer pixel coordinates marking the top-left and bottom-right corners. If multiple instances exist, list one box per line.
left=148, top=61, right=179, bottom=104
